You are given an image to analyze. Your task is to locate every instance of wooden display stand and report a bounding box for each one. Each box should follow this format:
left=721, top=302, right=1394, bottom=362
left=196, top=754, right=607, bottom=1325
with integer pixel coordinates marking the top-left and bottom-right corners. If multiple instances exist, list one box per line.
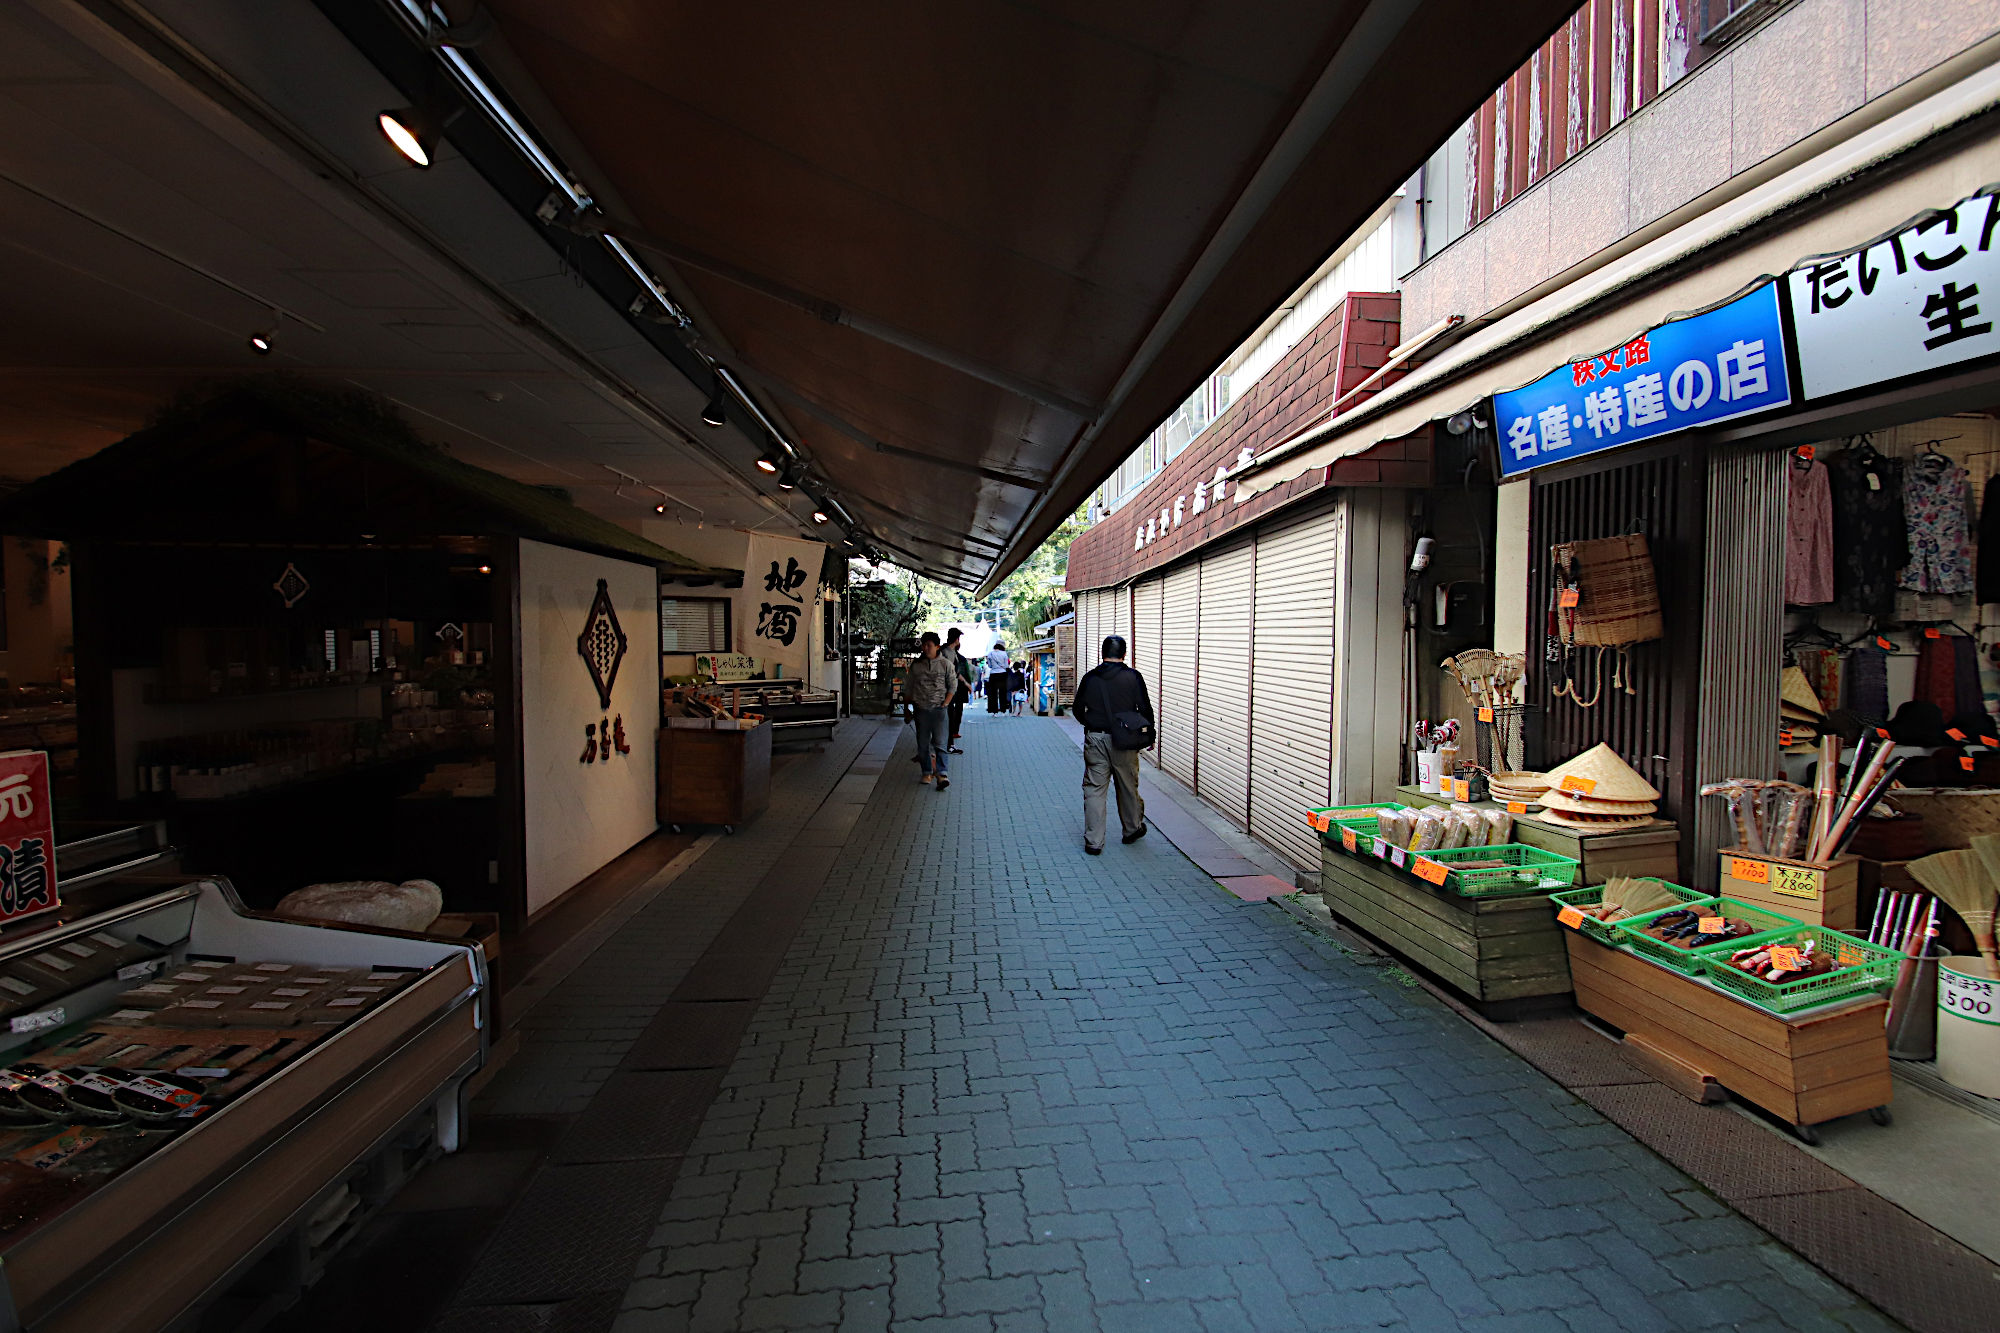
left=1717, top=848, right=1859, bottom=929
left=1320, top=846, right=1571, bottom=1004
left=1564, top=930, right=1890, bottom=1141
left=656, top=720, right=772, bottom=832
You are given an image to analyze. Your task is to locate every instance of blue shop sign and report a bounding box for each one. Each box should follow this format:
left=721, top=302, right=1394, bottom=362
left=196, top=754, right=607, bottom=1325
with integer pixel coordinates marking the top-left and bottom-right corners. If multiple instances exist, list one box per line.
left=1494, top=283, right=1792, bottom=477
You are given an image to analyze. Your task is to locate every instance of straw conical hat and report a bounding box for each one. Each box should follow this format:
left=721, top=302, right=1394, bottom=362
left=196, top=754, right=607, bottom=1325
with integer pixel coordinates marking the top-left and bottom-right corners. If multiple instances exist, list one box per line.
left=1539, top=787, right=1659, bottom=816
left=1780, top=666, right=1825, bottom=718
left=1488, top=771, right=1550, bottom=790
left=1535, top=808, right=1656, bottom=832
left=1544, top=743, right=1660, bottom=802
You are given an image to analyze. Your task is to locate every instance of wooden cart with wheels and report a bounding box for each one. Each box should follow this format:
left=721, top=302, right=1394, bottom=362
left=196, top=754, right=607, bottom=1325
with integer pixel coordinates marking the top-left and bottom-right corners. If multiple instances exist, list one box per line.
left=657, top=720, right=771, bottom=833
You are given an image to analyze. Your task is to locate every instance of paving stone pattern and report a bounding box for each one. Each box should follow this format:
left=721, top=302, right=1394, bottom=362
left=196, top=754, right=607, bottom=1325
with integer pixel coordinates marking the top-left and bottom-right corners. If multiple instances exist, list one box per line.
left=476, top=719, right=878, bottom=1120
left=618, top=714, right=1896, bottom=1332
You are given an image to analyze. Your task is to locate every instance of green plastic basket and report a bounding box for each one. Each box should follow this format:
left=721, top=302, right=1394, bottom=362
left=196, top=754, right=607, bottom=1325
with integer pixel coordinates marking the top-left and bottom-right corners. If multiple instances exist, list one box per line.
left=1548, top=880, right=1705, bottom=947
left=1697, top=925, right=1901, bottom=1014
left=1411, top=843, right=1580, bottom=897
left=1314, top=803, right=1411, bottom=856
left=1307, top=802, right=1409, bottom=833
left=1611, top=897, right=1806, bottom=977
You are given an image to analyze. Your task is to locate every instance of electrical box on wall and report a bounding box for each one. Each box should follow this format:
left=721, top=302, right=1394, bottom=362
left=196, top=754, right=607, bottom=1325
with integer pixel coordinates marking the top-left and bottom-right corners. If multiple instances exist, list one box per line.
left=1433, top=580, right=1486, bottom=633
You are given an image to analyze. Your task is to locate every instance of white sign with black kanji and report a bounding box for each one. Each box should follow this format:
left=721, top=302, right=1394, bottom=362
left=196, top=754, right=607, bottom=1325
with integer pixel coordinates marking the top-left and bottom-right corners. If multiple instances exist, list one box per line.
left=1785, top=191, right=2000, bottom=400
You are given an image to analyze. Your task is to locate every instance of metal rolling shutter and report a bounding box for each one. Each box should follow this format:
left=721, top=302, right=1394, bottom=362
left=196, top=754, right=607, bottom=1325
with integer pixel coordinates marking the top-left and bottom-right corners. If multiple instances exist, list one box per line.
left=1248, top=505, right=1340, bottom=869
left=1196, top=541, right=1254, bottom=825
left=1110, top=584, right=1131, bottom=655
left=1073, top=589, right=1096, bottom=681
left=1160, top=563, right=1200, bottom=786
left=1130, top=578, right=1163, bottom=760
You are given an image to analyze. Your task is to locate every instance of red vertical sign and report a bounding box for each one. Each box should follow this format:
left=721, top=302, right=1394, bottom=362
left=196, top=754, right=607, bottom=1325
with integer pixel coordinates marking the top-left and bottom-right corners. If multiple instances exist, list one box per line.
left=0, top=751, right=58, bottom=925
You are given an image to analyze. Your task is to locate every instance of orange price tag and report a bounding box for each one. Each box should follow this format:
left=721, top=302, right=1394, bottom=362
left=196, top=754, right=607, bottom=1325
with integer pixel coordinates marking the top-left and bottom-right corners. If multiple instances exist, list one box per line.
left=1926, top=627, right=1942, bottom=639
left=1557, top=906, right=1586, bottom=929
left=1558, top=588, right=1581, bottom=608
left=1796, top=445, right=1816, bottom=461
left=1779, top=729, right=1793, bottom=746
left=1451, top=778, right=1471, bottom=801
left=1506, top=801, right=1528, bottom=814
left=1560, top=775, right=1597, bottom=795
left=1962, top=756, right=1977, bottom=772
left=1948, top=728, right=1968, bottom=741
left=1477, top=707, right=1495, bottom=723
left=1875, top=636, right=1893, bottom=650
left=1768, top=945, right=1803, bottom=972
left=1729, top=856, right=1770, bottom=884
left=1341, top=827, right=1358, bottom=852
left=1698, top=916, right=1727, bottom=934
left=1875, top=727, right=1892, bottom=740
left=1984, top=735, right=2000, bottom=748
left=1414, top=857, right=1449, bottom=886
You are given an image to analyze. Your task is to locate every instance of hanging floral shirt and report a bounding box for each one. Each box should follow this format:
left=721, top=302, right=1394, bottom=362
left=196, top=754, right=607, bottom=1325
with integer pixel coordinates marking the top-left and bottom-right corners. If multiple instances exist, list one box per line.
left=1898, top=457, right=1975, bottom=596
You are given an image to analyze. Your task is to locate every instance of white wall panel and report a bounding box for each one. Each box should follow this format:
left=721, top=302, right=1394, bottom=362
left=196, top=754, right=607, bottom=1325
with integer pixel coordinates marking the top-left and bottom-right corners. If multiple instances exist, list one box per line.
left=1195, top=542, right=1254, bottom=824
left=1248, top=506, right=1340, bottom=869
left=1160, top=564, right=1200, bottom=786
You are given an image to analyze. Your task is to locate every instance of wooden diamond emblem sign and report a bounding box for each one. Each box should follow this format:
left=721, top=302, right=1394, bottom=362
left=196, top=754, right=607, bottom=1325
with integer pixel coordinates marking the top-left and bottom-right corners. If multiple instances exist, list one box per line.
left=576, top=579, right=628, bottom=710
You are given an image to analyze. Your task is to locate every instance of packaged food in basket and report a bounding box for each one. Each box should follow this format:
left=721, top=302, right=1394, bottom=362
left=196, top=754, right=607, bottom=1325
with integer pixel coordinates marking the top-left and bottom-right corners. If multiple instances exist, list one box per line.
left=1479, top=808, right=1514, bottom=844
left=1635, top=907, right=1765, bottom=950
left=1410, top=807, right=1448, bottom=853
left=1441, top=807, right=1483, bottom=849
left=1721, top=936, right=1838, bottom=982
left=1375, top=808, right=1413, bottom=848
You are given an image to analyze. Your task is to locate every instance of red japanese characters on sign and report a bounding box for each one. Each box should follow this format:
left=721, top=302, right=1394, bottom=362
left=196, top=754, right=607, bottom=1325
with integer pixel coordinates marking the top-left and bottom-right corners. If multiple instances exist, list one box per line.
left=1570, top=334, right=1653, bottom=387
left=0, top=751, right=58, bottom=926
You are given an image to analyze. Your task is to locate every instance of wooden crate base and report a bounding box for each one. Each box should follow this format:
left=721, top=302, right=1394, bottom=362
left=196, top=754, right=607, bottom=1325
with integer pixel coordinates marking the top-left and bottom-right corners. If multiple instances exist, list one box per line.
left=1564, top=932, right=1889, bottom=1129
left=1320, top=849, right=1570, bottom=1003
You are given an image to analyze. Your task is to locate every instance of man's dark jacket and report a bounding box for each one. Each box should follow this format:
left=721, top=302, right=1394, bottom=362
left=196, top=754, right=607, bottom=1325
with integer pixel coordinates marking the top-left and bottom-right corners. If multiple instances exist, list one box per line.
left=1073, top=661, right=1154, bottom=735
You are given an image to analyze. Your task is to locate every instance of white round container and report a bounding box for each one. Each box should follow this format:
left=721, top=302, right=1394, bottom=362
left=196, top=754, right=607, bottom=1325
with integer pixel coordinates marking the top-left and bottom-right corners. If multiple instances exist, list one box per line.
left=1415, top=749, right=1442, bottom=794
left=1937, top=954, right=2000, bottom=1099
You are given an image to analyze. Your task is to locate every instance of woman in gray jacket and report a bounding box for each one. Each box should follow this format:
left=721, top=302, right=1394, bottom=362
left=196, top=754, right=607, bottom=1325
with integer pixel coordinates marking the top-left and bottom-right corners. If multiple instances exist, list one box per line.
left=904, top=632, right=955, bottom=790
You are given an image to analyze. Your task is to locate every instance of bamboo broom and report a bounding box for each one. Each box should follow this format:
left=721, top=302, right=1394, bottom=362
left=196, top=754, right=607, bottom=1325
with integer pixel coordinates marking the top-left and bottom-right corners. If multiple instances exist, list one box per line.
left=1954, top=835, right=2000, bottom=972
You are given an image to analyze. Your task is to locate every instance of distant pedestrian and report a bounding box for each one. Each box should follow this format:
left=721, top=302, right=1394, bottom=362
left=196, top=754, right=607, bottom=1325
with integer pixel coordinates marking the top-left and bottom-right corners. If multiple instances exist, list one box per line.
left=1072, top=635, right=1153, bottom=855
left=904, top=632, right=954, bottom=790
left=943, top=628, right=972, bottom=751
left=1011, top=661, right=1028, bottom=716
left=986, top=640, right=1011, bottom=713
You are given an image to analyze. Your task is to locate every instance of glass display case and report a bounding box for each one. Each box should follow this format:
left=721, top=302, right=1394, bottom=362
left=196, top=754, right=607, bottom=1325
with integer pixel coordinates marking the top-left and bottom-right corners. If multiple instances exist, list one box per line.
left=0, top=872, right=487, bottom=1332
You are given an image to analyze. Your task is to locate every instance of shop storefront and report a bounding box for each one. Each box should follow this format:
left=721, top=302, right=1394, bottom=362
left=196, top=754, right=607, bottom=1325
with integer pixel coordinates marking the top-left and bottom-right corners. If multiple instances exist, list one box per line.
left=1237, top=125, right=2000, bottom=1174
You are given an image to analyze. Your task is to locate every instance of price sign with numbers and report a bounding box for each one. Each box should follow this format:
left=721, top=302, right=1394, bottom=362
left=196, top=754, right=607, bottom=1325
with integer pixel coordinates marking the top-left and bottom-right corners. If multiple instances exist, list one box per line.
left=1340, top=827, right=1358, bottom=853
left=1372, top=837, right=1389, bottom=859
left=1728, top=856, right=1770, bottom=884
left=1506, top=802, right=1528, bottom=815
left=1769, top=864, right=1823, bottom=900
left=1698, top=916, right=1727, bottom=935
left=1768, top=945, right=1804, bottom=973
left=1413, top=858, right=1449, bottom=886
left=1477, top=707, right=1495, bottom=723
left=1560, top=775, right=1597, bottom=795
left=1557, top=905, right=1586, bottom=929
left=1388, top=846, right=1408, bottom=869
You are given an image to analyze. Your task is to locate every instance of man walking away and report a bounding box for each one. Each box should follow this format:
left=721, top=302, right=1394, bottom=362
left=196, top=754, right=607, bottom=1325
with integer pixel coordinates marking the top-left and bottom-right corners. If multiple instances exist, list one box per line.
left=943, top=628, right=972, bottom=752
left=986, top=640, right=1011, bottom=713
left=1072, top=635, right=1152, bottom=854
left=904, top=632, right=954, bottom=790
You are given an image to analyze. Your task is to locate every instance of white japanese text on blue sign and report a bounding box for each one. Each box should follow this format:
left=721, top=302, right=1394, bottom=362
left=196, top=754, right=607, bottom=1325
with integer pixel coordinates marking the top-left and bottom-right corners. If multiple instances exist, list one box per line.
left=1495, top=283, right=1792, bottom=477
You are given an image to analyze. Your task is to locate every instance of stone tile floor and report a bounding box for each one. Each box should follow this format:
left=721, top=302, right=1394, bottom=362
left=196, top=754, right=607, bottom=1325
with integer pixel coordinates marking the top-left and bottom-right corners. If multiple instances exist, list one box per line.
left=614, top=712, right=1895, bottom=1332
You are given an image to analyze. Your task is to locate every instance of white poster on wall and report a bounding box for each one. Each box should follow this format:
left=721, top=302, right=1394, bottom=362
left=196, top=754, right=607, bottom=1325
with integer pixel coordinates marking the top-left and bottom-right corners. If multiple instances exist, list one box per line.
left=737, top=534, right=822, bottom=680
left=1784, top=191, right=2000, bottom=400
left=518, top=540, right=660, bottom=916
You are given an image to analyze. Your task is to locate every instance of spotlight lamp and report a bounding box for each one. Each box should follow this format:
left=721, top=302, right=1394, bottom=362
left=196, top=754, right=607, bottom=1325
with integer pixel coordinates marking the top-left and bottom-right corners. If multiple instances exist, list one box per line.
left=755, top=450, right=781, bottom=474
left=654, top=503, right=667, bottom=514
left=777, top=464, right=798, bottom=491
left=811, top=505, right=830, bottom=524
left=700, top=384, right=728, bottom=428
left=248, top=327, right=274, bottom=355
left=378, top=92, right=462, bottom=169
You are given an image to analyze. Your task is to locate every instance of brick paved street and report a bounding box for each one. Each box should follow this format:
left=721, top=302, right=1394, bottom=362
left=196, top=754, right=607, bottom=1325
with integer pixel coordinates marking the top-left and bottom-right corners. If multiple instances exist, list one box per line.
left=616, top=713, right=1894, bottom=1332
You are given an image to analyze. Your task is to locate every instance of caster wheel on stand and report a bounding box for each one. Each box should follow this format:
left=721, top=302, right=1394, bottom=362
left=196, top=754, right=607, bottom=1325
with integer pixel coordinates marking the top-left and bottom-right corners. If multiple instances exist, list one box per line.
left=1792, top=1123, right=1820, bottom=1146
left=1869, top=1106, right=1892, bottom=1127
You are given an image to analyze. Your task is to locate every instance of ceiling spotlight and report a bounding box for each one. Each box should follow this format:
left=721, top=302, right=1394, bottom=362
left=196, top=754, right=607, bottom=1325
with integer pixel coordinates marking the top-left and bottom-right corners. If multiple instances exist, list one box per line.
left=777, top=465, right=798, bottom=491
left=812, top=507, right=830, bottom=524
left=654, top=504, right=667, bottom=514
left=478, top=564, right=492, bottom=574
left=755, top=450, right=781, bottom=474
left=378, top=89, right=462, bottom=169
left=701, top=384, right=728, bottom=428
left=248, top=327, right=274, bottom=355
